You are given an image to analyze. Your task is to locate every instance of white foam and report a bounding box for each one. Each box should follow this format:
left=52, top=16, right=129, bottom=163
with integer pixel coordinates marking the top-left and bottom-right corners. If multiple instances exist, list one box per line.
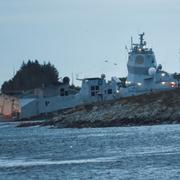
left=0, top=157, right=116, bottom=168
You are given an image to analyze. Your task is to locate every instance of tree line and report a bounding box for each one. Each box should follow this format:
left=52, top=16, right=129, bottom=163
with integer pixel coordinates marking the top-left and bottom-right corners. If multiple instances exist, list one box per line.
left=1, top=60, right=60, bottom=94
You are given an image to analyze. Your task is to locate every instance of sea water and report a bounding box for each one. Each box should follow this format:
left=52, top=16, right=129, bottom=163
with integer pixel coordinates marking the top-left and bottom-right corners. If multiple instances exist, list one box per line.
left=0, top=122, right=180, bottom=180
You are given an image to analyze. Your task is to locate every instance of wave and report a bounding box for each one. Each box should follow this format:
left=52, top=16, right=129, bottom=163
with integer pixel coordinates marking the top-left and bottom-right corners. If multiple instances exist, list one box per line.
left=0, top=157, right=116, bottom=168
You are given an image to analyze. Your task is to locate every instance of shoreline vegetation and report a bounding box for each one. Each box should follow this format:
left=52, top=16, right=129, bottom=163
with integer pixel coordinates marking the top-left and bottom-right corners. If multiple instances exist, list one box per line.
left=16, top=88, right=180, bottom=128
left=1, top=60, right=60, bottom=95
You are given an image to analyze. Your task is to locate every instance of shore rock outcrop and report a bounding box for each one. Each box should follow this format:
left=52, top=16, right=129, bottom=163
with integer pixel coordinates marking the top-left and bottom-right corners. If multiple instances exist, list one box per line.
left=52, top=88, right=180, bottom=128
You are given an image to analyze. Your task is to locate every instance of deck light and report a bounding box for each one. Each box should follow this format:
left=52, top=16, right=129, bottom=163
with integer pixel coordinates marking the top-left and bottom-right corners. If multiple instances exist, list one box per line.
left=170, top=82, right=176, bottom=87
left=125, top=81, right=131, bottom=85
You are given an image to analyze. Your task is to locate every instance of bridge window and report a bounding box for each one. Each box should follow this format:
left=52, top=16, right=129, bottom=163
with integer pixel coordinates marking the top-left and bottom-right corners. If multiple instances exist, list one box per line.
left=108, top=89, right=112, bottom=94
left=91, top=86, right=99, bottom=96
left=65, top=91, right=68, bottom=96
left=60, top=88, right=65, bottom=96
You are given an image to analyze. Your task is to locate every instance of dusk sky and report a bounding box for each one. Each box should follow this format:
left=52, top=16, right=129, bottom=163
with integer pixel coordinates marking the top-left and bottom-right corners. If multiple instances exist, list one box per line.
left=0, top=0, right=180, bottom=86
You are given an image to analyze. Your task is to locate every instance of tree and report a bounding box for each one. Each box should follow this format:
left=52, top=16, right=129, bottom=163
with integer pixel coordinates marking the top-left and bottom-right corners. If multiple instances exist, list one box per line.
left=1, top=60, right=60, bottom=94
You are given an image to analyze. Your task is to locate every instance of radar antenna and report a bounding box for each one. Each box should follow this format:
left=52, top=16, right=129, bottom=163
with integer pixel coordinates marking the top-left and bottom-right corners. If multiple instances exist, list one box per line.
left=139, top=32, right=145, bottom=48
left=131, top=36, right=133, bottom=50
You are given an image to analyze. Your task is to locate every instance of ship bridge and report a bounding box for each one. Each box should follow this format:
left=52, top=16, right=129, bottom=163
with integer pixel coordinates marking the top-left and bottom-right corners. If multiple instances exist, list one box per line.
left=127, top=33, right=157, bottom=86
left=125, top=33, right=177, bottom=94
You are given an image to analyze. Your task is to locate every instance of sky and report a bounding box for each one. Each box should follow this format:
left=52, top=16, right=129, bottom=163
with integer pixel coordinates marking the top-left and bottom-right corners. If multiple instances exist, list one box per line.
left=0, top=0, right=180, bottom=86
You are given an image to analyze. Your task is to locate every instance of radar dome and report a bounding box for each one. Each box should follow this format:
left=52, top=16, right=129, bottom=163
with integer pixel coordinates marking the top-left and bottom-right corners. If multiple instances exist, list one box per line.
left=148, top=67, right=156, bottom=76
left=63, top=76, right=70, bottom=84
left=157, top=64, right=162, bottom=70
left=101, top=74, right=106, bottom=79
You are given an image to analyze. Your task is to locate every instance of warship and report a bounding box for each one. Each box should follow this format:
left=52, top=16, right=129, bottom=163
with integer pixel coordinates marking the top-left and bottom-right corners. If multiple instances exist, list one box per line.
left=0, top=33, right=177, bottom=119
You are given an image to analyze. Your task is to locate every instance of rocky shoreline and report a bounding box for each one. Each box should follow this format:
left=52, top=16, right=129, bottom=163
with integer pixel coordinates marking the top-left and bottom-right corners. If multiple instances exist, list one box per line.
left=17, top=88, right=180, bottom=128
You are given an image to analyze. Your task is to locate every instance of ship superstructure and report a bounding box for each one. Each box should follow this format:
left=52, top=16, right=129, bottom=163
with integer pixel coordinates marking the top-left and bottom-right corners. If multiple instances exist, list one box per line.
left=125, top=33, right=177, bottom=95
left=0, top=33, right=178, bottom=119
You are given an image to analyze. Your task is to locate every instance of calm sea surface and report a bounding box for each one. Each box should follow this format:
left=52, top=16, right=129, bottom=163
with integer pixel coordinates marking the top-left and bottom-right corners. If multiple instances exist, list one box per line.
left=0, top=122, right=180, bottom=180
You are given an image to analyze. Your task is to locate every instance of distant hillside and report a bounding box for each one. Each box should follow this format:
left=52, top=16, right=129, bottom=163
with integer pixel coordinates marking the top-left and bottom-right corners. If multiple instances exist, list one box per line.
left=1, top=60, right=60, bottom=94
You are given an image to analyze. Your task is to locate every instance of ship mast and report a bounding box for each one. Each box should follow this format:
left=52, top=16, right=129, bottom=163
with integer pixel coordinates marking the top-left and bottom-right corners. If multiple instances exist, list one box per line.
left=139, top=32, right=146, bottom=49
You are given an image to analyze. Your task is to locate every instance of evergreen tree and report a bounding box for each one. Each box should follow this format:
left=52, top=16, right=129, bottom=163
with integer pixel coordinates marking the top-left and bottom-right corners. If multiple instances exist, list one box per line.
left=1, top=60, right=60, bottom=94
